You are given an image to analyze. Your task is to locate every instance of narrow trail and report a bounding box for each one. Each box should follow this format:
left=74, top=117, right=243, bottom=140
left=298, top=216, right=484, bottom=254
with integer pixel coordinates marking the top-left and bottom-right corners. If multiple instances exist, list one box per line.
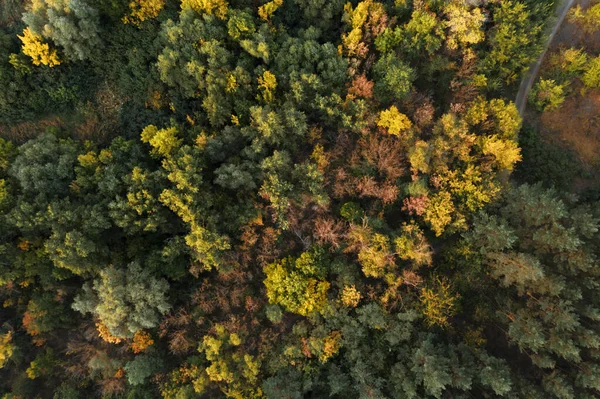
left=514, top=0, right=576, bottom=116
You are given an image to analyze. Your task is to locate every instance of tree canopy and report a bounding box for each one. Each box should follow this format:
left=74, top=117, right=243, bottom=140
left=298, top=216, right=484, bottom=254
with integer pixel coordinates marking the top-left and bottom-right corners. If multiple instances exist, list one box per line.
left=2, top=0, right=598, bottom=398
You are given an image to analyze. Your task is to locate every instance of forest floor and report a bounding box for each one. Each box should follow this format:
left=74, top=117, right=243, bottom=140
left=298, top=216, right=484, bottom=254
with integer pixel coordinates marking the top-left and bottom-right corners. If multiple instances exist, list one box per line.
left=522, top=0, right=600, bottom=193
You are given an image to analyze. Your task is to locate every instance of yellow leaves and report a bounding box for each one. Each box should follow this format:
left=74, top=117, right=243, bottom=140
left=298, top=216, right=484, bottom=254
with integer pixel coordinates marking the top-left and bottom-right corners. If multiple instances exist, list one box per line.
left=140, top=125, right=181, bottom=157
left=568, top=3, right=600, bottom=34
left=77, top=151, right=99, bottom=168
left=258, top=0, right=283, bottom=21
left=465, top=98, right=521, bottom=139
left=444, top=2, right=485, bottom=50
left=123, top=0, right=165, bottom=25
left=311, top=144, right=328, bottom=172
left=420, top=278, right=458, bottom=328
left=377, top=105, right=412, bottom=136
left=197, top=325, right=262, bottom=397
left=264, top=251, right=329, bottom=316
left=181, top=0, right=228, bottom=19
left=257, top=70, right=277, bottom=103
left=96, top=322, right=123, bottom=344
left=18, top=27, right=60, bottom=67
left=408, top=140, right=431, bottom=174
left=464, top=327, right=486, bottom=348
left=357, top=233, right=393, bottom=278
left=226, top=73, right=239, bottom=93
left=146, top=90, right=163, bottom=110
left=423, top=191, right=455, bottom=237
left=229, top=333, right=241, bottom=346
left=203, top=334, right=223, bottom=361
left=319, top=331, right=342, bottom=363
left=130, top=330, right=154, bottom=353
left=205, top=358, right=234, bottom=383
left=0, top=331, right=14, bottom=369
left=341, top=0, right=386, bottom=57
left=440, top=166, right=501, bottom=212
left=242, top=354, right=260, bottom=385
left=184, top=222, right=230, bottom=271
left=394, top=223, right=433, bottom=267
left=27, top=0, right=47, bottom=14
left=114, top=368, right=125, bottom=378
left=297, top=279, right=330, bottom=316
left=340, top=285, right=361, bottom=308
left=17, top=238, right=32, bottom=252
left=481, top=135, right=522, bottom=170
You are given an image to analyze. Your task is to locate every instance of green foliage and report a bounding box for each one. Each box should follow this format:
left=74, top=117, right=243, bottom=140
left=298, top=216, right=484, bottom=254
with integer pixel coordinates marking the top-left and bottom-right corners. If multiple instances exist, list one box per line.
left=529, top=78, right=566, bottom=111
left=339, top=202, right=363, bottom=223
left=52, top=383, right=80, bottom=399
left=582, top=55, right=600, bottom=89
left=373, top=53, right=415, bottom=102
left=22, top=0, right=102, bottom=62
left=265, top=304, right=283, bottom=324
left=264, top=248, right=330, bottom=316
left=375, top=8, right=444, bottom=57
left=72, top=262, right=171, bottom=338
left=568, top=3, right=600, bottom=34
left=0, top=0, right=577, bottom=397
left=0, top=331, right=15, bottom=369
left=462, top=183, right=600, bottom=398
left=26, top=349, right=56, bottom=379
left=23, top=291, right=72, bottom=336
left=9, top=131, right=79, bottom=199
left=124, top=355, right=163, bottom=386
left=479, top=0, right=544, bottom=84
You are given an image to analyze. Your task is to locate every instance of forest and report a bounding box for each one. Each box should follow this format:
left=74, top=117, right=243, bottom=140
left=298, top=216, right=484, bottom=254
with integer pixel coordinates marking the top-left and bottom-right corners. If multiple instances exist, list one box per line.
left=1, top=0, right=600, bottom=398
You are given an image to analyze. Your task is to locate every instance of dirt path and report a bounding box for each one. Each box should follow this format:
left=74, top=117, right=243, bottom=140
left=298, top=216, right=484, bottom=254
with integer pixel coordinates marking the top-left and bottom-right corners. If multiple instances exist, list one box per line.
left=515, top=0, right=577, bottom=115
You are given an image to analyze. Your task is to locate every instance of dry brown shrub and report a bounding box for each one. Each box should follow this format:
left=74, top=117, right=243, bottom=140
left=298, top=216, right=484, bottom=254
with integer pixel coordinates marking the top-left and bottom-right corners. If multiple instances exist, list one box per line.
left=0, top=116, right=65, bottom=143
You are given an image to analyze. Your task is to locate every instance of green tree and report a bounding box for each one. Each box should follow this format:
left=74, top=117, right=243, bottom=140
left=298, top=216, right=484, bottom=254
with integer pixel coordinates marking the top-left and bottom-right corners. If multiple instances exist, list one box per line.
left=375, top=8, right=444, bottom=57
left=264, top=248, right=330, bottom=316
left=529, top=78, right=566, bottom=111
left=582, top=55, right=600, bottom=89
left=0, top=331, right=15, bottom=369
left=124, top=355, right=163, bottom=386
left=9, top=131, right=79, bottom=201
left=72, top=262, right=171, bottom=338
left=373, top=53, right=415, bottom=102
left=568, top=3, right=600, bottom=34
left=480, top=1, right=544, bottom=84
left=462, top=184, right=600, bottom=398
left=22, top=0, right=101, bottom=61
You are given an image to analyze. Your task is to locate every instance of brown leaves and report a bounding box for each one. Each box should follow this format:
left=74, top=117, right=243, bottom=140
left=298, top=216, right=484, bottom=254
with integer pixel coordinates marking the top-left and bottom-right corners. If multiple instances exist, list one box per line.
left=130, top=330, right=154, bottom=354
left=348, top=75, right=374, bottom=99
left=331, top=132, right=407, bottom=204
left=402, top=195, right=430, bottom=216
left=314, top=216, right=345, bottom=249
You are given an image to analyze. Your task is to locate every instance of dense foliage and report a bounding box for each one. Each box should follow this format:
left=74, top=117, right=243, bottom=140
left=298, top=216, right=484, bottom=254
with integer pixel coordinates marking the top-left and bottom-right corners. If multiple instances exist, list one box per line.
left=1, top=0, right=599, bottom=398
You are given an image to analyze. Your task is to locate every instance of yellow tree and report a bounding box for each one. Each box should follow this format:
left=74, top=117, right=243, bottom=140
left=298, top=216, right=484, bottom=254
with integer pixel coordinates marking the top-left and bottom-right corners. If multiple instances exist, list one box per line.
left=180, top=0, right=228, bottom=19
left=377, top=106, right=412, bottom=136
left=18, top=27, right=60, bottom=67
left=0, top=331, right=14, bottom=369
left=123, top=0, right=166, bottom=25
